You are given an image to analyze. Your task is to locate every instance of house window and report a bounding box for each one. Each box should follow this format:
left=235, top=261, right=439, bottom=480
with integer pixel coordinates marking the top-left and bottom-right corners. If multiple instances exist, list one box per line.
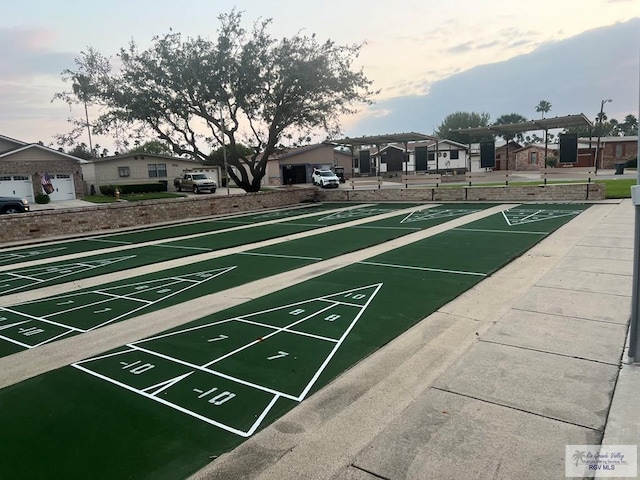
left=0, top=176, right=11, bottom=181
left=148, top=163, right=167, bottom=178
left=427, top=152, right=435, bottom=161
left=13, top=175, right=28, bottom=180
left=531, top=151, right=538, bottom=164
left=615, top=145, right=623, bottom=158
left=118, top=167, right=130, bottom=177
left=450, top=150, right=459, bottom=160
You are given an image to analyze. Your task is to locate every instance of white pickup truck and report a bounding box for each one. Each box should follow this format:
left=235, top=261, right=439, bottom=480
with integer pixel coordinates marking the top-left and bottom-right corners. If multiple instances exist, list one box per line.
left=174, top=171, right=217, bottom=194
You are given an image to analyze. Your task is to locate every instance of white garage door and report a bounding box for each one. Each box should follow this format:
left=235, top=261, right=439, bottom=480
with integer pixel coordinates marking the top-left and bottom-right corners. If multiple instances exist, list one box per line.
left=48, top=174, right=76, bottom=201
left=0, top=175, right=34, bottom=202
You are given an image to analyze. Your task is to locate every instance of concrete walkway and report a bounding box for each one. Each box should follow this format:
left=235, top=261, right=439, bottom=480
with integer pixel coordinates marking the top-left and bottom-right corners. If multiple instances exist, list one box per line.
left=191, top=199, right=639, bottom=480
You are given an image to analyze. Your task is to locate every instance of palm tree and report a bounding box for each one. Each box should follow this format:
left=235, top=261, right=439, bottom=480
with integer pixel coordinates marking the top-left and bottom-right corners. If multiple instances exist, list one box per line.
left=621, top=114, right=638, bottom=135
left=72, top=74, right=96, bottom=156
left=535, top=100, right=552, bottom=119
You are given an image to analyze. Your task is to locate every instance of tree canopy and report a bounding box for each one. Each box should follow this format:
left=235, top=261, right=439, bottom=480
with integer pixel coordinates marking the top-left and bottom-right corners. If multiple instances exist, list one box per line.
left=434, top=111, right=492, bottom=144
left=493, top=113, right=529, bottom=142
left=57, top=10, right=375, bottom=191
left=126, top=140, right=173, bottom=156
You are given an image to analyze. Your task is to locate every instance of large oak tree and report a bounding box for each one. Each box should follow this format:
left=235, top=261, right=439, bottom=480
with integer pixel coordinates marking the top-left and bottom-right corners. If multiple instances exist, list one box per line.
left=61, top=11, right=375, bottom=192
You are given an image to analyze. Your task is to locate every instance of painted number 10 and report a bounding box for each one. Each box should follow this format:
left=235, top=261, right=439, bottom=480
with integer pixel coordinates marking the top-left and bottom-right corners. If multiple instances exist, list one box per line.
left=344, top=293, right=366, bottom=300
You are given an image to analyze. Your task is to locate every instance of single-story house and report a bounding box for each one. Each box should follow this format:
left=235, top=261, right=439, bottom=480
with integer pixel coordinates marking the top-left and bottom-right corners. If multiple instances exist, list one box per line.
left=358, top=139, right=471, bottom=175
left=0, top=134, right=85, bottom=202
left=82, top=153, right=219, bottom=194
left=264, top=144, right=353, bottom=186
left=581, top=136, right=638, bottom=169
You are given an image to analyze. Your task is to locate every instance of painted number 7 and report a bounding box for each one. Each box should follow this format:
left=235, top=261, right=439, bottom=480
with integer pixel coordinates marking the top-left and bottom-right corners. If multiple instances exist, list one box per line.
left=267, top=351, right=289, bottom=360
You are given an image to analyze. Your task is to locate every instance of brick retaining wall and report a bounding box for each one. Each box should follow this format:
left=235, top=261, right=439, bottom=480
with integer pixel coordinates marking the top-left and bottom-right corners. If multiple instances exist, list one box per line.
left=319, top=183, right=604, bottom=203
left=1, top=183, right=604, bottom=244
left=1, top=188, right=318, bottom=244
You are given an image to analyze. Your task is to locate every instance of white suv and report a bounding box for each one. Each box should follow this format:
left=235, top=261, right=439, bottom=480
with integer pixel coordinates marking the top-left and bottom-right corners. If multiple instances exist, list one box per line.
left=312, top=169, right=340, bottom=188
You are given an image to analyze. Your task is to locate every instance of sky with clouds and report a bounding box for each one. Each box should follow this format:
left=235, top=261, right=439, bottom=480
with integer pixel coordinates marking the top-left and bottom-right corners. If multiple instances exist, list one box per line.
left=0, top=0, right=637, bottom=149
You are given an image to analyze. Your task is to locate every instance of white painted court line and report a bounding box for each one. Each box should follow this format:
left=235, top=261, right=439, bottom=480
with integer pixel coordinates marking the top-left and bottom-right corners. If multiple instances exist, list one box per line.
left=0, top=268, right=237, bottom=346
left=32, top=330, right=75, bottom=348
left=501, top=208, right=583, bottom=227
left=353, top=225, right=421, bottom=230
left=0, top=247, right=68, bottom=265
left=236, top=317, right=340, bottom=343
left=76, top=282, right=383, bottom=429
left=400, top=210, right=417, bottom=224
left=72, top=362, right=267, bottom=437
left=453, top=228, right=549, bottom=235
left=124, top=344, right=300, bottom=402
left=295, top=283, right=383, bottom=401
left=0, top=307, right=85, bottom=332
left=87, top=239, right=133, bottom=245
left=237, top=252, right=323, bottom=261
left=153, top=244, right=213, bottom=251
left=357, top=261, right=487, bottom=277
left=86, top=266, right=237, bottom=331
left=135, top=318, right=236, bottom=343
left=0, top=204, right=373, bottom=273
left=2, top=272, right=46, bottom=282
left=0, top=256, right=137, bottom=296
left=201, top=303, right=337, bottom=368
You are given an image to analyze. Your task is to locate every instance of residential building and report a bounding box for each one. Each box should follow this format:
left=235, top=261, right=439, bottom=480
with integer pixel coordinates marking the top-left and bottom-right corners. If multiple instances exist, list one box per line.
left=82, top=153, right=216, bottom=193
left=0, top=134, right=85, bottom=202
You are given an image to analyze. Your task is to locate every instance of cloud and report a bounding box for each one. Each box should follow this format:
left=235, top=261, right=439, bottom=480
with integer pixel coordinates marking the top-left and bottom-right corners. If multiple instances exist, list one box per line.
left=346, top=18, right=640, bottom=136
left=0, top=27, right=75, bottom=79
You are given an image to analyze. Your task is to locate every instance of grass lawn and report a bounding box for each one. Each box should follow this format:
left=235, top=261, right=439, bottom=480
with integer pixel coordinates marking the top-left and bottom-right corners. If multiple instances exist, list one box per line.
left=440, top=178, right=635, bottom=199
left=595, top=178, right=635, bottom=199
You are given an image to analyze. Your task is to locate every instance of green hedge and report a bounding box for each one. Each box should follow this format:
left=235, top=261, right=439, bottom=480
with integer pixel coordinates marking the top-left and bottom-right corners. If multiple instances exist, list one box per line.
left=626, top=157, right=637, bottom=168
left=100, top=182, right=167, bottom=196
left=35, top=193, right=50, bottom=204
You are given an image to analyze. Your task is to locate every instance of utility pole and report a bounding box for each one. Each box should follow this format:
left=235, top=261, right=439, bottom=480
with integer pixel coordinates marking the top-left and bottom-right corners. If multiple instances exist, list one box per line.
left=594, top=98, right=612, bottom=172
left=220, top=107, right=230, bottom=196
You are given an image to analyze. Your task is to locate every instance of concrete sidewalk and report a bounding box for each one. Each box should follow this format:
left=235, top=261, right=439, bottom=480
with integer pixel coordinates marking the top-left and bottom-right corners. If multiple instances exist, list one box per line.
left=192, top=200, right=639, bottom=480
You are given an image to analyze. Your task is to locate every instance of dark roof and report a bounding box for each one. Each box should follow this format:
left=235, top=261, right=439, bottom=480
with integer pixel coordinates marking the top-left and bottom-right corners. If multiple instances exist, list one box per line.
left=0, top=143, right=87, bottom=163
left=450, top=114, right=593, bottom=136
left=85, top=153, right=202, bottom=164
left=324, top=132, right=439, bottom=148
left=0, top=134, right=27, bottom=148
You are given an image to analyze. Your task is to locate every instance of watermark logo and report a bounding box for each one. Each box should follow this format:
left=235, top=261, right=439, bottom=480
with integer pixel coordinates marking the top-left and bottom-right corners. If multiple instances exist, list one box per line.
left=566, top=445, right=637, bottom=477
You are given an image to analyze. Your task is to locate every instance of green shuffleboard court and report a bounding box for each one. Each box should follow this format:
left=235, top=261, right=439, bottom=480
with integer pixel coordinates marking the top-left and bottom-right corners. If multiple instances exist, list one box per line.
left=0, top=204, right=493, bottom=357
left=0, top=203, right=425, bottom=297
left=0, top=203, right=348, bottom=264
left=0, top=203, right=589, bottom=479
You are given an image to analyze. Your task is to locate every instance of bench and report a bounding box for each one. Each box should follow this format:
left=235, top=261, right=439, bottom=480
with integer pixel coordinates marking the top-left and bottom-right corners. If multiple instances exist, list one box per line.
left=465, top=171, right=512, bottom=186
left=399, top=174, right=442, bottom=188
left=539, top=168, right=594, bottom=184
left=349, top=177, right=383, bottom=190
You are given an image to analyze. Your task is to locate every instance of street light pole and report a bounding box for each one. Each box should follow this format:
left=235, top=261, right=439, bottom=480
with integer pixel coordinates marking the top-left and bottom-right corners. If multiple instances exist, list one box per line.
left=594, top=98, right=612, bottom=172
left=219, top=107, right=230, bottom=196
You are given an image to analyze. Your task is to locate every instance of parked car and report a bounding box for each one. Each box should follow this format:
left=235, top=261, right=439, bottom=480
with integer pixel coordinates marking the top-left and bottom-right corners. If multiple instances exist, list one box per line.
left=174, top=170, right=217, bottom=194
left=312, top=169, right=340, bottom=188
left=0, top=196, right=30, bottom=214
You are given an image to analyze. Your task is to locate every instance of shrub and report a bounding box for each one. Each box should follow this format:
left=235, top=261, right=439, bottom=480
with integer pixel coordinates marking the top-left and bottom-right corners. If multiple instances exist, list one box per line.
left=100, top=183, right=166, bottom=196
left=546, top=157, right=558, bottom=168
left=35, top=193, right=50, bottom=204
left=99, top=185, right=118, bottom=197
left=626, top=157, right=637, bottom=168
